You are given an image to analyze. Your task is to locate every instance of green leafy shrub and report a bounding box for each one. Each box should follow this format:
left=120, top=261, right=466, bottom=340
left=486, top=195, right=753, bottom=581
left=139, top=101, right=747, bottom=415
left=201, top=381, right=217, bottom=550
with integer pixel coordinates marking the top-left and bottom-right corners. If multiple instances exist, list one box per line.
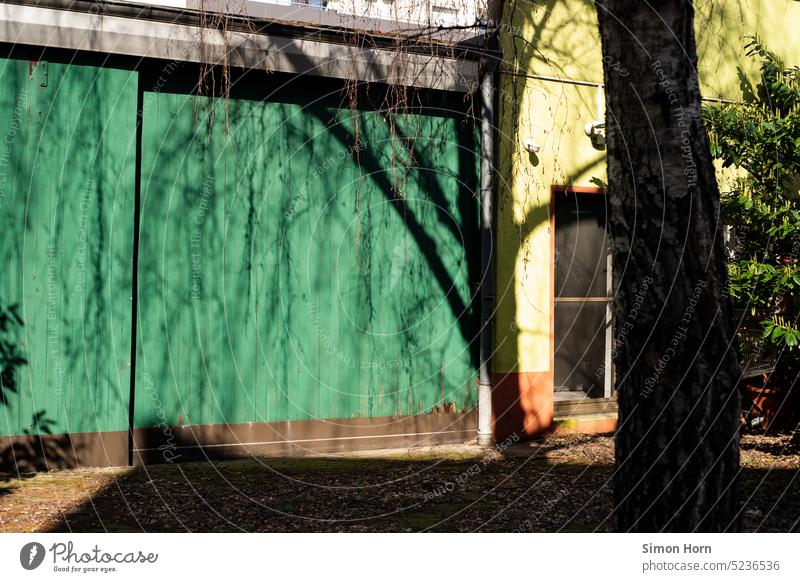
left=704, top=36, right=800, bottom=355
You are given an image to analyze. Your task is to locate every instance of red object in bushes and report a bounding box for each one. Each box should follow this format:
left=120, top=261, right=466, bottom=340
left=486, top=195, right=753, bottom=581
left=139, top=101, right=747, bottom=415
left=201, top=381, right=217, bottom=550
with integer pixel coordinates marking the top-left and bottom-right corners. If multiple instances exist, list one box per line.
left=741, top=378, right=798, bottom=431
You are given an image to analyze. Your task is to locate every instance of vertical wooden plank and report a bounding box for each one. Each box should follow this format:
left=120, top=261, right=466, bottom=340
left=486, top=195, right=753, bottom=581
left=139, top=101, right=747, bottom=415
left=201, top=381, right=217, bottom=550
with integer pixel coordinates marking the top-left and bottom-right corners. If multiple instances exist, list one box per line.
left=0, top=57, right=136, bottom=438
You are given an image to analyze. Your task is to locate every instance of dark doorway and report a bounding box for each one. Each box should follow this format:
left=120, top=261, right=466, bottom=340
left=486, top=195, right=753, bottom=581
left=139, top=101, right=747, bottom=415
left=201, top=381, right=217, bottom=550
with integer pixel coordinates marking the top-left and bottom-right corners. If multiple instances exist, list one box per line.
left=553, top=188, right=611, bottom=399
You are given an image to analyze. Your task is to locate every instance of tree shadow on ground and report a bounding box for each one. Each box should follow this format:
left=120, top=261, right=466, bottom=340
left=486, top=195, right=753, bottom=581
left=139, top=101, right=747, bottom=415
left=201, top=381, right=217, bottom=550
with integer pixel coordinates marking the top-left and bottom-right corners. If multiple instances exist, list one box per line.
left=0, top=413, right=82, bottom=482
left=4, top=438, right=789, bottom=533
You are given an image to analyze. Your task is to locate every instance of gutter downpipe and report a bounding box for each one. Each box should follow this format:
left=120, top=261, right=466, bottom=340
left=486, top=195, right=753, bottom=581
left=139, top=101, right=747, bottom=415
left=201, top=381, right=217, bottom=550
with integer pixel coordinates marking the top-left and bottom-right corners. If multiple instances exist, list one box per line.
left=477, top=56, right=497, bottom=447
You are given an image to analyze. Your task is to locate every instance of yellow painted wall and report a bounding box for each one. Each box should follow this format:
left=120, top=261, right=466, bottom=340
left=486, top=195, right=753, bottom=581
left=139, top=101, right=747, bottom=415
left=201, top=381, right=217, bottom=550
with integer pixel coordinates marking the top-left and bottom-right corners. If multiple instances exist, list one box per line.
left=495, top=0, right=800, bottom=376
left=695, top=0, right=800, bottom=99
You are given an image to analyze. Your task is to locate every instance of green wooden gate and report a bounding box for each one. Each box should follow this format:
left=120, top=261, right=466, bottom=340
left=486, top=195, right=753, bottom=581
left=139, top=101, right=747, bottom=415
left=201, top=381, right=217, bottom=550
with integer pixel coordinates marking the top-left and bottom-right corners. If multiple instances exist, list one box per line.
left=135, top=91, right=479, bottom=428
left=0, top=57, right=137, bottom=438
left=1, top=54, right=479, bottom=450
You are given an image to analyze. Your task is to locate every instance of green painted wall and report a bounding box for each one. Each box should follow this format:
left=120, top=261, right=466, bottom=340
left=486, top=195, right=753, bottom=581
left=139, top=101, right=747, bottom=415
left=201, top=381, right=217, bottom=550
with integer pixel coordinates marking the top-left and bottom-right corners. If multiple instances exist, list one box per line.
left=0, top=55, right=479, bottom=440
left=135, top=92, right=479, bottom=428
left=0, top=58, right=137, bottom=436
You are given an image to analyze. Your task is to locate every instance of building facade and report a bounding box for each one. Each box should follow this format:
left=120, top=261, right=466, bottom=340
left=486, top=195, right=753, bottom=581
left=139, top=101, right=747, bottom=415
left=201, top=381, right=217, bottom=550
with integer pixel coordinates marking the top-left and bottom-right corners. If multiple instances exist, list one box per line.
left=119, top=0, right=486, bottom=26
left=1, top=0, right=799, bottom=469
left=0, top=0, right=485, bottom=468
left=492, top=0, right=800, bottom=438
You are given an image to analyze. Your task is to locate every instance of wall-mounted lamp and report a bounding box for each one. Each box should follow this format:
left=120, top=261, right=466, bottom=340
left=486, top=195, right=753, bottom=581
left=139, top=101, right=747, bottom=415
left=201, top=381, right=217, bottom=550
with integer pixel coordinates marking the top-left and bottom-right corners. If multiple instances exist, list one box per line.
left=523, top=138, right=541, bottom=154
left=584, top=120, right=606, bottom=150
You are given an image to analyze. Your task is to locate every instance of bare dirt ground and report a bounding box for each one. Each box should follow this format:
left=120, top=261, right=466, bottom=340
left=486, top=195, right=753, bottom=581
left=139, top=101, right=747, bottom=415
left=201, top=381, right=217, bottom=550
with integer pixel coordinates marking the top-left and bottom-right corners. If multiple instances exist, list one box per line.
left=1, top=434, right=797, bottom=532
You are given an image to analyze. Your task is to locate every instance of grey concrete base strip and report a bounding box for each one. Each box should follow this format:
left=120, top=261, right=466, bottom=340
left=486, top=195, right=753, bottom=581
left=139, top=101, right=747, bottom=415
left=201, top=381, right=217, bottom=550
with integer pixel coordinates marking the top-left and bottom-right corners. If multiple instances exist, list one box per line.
left=0, top=411, right=478, bottom=469
left=133, top=428, right=474, bottom=452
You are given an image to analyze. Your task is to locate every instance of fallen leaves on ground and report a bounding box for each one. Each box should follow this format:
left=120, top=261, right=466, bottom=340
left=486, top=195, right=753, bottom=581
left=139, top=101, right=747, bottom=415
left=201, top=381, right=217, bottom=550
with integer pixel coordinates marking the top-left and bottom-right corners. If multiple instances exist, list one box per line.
left=0, top=434, right=796, bottom=532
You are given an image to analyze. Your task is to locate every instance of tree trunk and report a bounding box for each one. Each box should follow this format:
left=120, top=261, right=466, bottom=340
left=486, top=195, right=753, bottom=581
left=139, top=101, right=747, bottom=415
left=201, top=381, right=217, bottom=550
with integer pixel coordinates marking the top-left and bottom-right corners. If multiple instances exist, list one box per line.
left=595, top=0, right=741, bottom=532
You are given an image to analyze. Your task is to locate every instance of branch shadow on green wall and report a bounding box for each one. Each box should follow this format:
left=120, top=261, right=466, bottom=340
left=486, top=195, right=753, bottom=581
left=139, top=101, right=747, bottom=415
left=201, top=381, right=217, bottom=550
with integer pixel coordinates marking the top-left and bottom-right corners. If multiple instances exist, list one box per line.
left=130, top=59, right=481, bottom=446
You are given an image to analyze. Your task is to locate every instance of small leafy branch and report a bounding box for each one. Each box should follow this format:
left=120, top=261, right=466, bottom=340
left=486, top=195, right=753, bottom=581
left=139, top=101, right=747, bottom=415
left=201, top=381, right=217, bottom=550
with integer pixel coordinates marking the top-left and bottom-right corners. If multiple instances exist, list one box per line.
left=762, top=316, right=800, bottom=350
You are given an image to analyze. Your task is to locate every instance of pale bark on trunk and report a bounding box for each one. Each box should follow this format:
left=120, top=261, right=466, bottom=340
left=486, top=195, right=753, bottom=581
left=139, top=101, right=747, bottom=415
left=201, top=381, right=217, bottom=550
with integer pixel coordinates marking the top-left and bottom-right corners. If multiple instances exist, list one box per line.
left=595, top=0, right=741, bottom=531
